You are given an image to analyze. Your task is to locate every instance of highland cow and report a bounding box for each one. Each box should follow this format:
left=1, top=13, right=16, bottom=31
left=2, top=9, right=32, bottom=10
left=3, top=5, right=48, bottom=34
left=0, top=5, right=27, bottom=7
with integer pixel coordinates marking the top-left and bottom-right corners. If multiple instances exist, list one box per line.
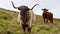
left=11, top=1, right=38, bottom=32
left=42, top=8, right=53, bottom=23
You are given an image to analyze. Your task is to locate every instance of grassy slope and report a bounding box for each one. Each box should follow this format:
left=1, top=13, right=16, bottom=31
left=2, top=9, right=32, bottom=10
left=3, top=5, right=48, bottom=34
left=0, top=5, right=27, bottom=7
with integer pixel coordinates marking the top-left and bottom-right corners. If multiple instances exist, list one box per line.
left=0, top=8, right=60, bottom=34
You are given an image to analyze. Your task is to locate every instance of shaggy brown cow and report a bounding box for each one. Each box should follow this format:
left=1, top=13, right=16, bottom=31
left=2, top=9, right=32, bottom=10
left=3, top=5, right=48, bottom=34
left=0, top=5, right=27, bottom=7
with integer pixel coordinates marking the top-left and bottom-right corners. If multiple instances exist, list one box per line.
left=42, top=8, right=53, bottom=23
left=11, top=1, right=38, bottom=33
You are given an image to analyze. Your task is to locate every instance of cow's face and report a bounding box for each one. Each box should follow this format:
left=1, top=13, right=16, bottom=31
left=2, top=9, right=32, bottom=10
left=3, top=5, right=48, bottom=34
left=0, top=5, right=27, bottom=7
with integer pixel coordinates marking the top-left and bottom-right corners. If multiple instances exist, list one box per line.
left=42, top=8, right=48, bottom=13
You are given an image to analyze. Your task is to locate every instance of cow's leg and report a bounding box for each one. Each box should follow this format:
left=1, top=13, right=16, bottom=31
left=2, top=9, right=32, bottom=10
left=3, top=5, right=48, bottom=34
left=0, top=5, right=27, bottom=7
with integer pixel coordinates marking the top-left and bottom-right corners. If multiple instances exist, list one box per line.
left=28, top=27, right=31, bottom=33
left=27, top=21, right=32, bottom=33
left=44, top=19, right=45, bottom=22
left=22, top=24, right=26, bottom=32
left=27, top=24, right=31, bottom=33
left=46, top=19, right=48, bottom=23
left=50, top=19, right=53, bottom=23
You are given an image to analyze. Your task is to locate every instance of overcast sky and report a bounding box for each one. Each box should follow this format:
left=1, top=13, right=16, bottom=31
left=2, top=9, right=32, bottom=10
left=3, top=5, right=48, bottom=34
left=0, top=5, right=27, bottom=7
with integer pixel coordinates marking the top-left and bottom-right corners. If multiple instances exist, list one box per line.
left=0, top=0, right=60, bottom=18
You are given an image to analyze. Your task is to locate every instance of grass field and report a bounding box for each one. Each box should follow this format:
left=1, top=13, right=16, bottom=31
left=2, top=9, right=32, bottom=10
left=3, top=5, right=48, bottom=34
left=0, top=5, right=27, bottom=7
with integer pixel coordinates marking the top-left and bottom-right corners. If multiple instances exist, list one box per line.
left=0, top=8, right=60, bottom=34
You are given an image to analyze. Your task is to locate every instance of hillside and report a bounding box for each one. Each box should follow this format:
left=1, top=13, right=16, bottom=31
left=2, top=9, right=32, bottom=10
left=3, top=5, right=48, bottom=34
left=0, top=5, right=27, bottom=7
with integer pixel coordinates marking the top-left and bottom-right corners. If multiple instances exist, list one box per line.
left=0, top=8, right=60, bottom=34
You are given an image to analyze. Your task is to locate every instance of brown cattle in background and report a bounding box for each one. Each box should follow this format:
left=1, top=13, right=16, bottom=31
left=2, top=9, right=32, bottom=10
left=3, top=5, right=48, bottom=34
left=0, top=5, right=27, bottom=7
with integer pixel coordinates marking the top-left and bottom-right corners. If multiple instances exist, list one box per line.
left=42, top=8, right=53, bottom=23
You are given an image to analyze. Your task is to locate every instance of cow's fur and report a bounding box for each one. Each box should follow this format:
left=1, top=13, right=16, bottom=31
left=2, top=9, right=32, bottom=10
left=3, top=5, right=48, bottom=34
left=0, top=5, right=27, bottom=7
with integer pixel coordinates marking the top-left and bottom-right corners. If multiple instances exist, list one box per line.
left=42, top=8, right=53, bottom=23
left=11, top=1, right=38, bottom=32
left=17, top=10, right=36, bottom=32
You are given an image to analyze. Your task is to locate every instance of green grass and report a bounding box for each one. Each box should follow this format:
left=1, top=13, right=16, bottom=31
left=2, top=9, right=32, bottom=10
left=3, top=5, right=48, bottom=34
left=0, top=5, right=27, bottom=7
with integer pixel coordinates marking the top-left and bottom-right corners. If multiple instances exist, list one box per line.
left=0, top=8, right=60, bottom=34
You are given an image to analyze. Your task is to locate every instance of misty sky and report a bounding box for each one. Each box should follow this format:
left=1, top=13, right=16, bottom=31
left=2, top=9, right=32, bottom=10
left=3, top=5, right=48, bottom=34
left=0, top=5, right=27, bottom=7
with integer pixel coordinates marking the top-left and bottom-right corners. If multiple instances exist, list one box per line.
left=0, top=0, right=60, bottom=18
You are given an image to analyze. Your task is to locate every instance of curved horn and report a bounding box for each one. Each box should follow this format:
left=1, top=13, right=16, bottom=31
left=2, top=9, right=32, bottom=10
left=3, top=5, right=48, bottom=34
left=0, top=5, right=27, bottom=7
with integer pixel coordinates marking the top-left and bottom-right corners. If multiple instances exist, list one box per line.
left=31, top=4, right=39, bottom=10
left=11, top=1, right=18, bottom=9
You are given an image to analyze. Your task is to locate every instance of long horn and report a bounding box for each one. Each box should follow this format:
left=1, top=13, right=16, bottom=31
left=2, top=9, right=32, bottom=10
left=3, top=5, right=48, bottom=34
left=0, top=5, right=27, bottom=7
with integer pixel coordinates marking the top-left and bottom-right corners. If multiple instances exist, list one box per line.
left=31, top=4, right=39, bottom=10
left=11, top=1, right=18, bottom=9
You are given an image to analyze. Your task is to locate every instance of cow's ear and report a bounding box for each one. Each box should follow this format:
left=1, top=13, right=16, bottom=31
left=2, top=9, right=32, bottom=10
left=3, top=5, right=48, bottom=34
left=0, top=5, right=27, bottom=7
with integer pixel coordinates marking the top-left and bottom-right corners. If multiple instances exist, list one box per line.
left=46, top=9, right=48, bottom=11
left=18, top=8, right=20, bottom=10
left=42, top=9, right=44, bottom=10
